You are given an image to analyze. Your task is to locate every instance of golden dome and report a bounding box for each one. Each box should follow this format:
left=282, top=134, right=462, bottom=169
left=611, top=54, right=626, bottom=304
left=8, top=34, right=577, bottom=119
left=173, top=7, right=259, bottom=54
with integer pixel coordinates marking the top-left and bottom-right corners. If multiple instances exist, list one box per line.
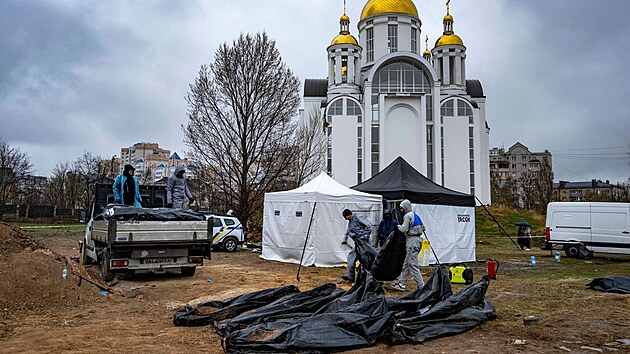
left=435, top=33, right=464, bottom=47
left=443, top=13, right=453, bottom=22
left=331, top=34, right=358, bottom=46
left=423, top=48, right=431, bottom=57
left=340, top=13, right=350, bottom=22
left=360, top=0, right=419, bottom=20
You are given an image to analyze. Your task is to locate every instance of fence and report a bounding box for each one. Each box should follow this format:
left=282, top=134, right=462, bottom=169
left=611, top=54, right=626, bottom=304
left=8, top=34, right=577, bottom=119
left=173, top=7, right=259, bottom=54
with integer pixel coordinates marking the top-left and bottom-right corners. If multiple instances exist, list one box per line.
left=0, top=205, right=84, bottom=223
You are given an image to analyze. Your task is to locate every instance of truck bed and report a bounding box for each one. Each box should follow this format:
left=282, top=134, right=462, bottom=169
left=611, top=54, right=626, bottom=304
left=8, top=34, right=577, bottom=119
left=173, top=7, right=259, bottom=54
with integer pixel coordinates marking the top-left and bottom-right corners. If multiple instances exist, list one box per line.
left=91, top=219, right=210, bottom=244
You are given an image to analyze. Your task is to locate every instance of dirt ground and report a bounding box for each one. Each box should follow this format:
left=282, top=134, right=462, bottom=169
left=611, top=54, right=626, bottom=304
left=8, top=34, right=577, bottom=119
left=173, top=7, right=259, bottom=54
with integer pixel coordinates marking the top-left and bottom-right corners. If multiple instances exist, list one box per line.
left=1, top=222, right=629, bottom=353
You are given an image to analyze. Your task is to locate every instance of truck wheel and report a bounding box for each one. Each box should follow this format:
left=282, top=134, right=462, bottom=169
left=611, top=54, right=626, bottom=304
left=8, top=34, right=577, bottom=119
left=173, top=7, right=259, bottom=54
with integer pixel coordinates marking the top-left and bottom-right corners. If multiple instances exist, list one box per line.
left=564, top=244, right=580, bottom=258
left=100, top=249, right=114, bottom=282
left=222, top=237, right=238, bottom=252
left=181, top=267, right=196, bottom=277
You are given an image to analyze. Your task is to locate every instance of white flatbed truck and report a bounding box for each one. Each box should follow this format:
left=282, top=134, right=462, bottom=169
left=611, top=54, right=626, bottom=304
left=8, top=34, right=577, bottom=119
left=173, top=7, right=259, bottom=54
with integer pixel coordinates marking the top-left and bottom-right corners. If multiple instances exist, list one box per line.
left=83, top=183, right=212, bottom=281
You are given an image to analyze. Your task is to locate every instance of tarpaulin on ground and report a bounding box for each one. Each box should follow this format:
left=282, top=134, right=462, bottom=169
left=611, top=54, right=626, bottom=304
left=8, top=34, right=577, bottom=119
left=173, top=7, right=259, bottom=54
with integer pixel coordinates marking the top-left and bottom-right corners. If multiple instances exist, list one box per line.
left=213, top=283, right=345, bottom=336
left=173, top=285, right=300, bottom=327
left=94, top=205, right=206, bottom=221
left=586, top=276, right=630, bottom=294
left=223, top=271, right=393, bottom=353
left=174, top=236, right=495, bottom=352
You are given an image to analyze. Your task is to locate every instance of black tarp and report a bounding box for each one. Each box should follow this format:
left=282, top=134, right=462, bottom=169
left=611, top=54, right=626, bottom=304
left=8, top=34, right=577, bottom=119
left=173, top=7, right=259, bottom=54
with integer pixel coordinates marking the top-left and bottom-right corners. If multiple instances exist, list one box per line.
left=586, top=276, right=630, bottom=294
left=175, top=237, right=496, bottom=352
left=173, top=285, right=301, bottom=327
left=352, top=156, right=475, bottom=207
left=93, top=205, right=206, bottom=221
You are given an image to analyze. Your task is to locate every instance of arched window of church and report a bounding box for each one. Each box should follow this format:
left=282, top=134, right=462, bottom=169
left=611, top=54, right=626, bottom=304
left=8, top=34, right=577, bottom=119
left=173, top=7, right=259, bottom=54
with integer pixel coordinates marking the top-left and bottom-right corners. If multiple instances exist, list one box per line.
left=457, top=99, right=473, bottom=116
left=329, top=99, right=343, bottom=116
left=373, top=59, right=431, bottom=94
left=346, top=100, right=361, bottom=116
left=440, top=100, right=454, bottom=116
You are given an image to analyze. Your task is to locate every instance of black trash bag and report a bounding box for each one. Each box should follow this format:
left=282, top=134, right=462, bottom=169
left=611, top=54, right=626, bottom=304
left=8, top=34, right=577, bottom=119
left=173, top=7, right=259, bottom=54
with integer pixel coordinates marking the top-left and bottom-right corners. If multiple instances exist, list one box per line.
left=94, top=205, right=206, bottom=221
left=353, top=236, right=378, bottom=271
left=214, top=283, right=344, bottom=336
left=371, top=230, right=407, bottom=281
left=576, top=244, right=594, bottom=260
left=173, top=285, right=300, bottom=327
left=222, top=272, right=394, bottom=353
left=390, top=275, right=496, bottom=344
left=586, top=276, right=630, bottom=294
left=387, top=266, right=453, bottom=316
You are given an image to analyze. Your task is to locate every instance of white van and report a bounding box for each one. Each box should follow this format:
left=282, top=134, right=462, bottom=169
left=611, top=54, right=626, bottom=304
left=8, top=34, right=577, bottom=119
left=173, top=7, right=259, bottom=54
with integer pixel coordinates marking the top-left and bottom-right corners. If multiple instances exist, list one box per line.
left=545, top=202, right=630, bottom=257
left=202, top=213, right=246, bottom=252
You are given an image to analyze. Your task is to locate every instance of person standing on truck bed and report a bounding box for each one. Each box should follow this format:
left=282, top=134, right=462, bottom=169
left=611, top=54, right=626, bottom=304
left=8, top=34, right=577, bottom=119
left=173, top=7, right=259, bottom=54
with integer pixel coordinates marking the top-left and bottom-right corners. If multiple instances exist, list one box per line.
left=167, top=165, right=195, bottom=209
left=112, top=164, right=142, bottom=207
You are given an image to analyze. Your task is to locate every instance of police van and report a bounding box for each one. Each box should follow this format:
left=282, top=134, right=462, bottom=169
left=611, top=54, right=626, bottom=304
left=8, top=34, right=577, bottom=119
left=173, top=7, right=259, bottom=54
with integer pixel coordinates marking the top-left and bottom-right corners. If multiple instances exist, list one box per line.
left=204, top=214, right=246, bottom=252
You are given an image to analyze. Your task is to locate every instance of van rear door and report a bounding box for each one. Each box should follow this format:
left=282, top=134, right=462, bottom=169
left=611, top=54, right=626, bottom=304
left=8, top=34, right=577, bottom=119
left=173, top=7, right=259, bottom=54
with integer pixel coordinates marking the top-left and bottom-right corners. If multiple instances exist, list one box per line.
left=590, top=203, right=630, bottom=255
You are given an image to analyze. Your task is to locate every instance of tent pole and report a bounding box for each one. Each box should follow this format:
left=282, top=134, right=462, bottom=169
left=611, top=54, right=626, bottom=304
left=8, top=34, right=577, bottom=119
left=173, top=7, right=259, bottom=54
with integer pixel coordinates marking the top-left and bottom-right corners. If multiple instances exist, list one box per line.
left=297, top=202, right=317, bottom=281
left=475, top=196, right=523, bottom=252
left=422, top=230, right=441, bottom=265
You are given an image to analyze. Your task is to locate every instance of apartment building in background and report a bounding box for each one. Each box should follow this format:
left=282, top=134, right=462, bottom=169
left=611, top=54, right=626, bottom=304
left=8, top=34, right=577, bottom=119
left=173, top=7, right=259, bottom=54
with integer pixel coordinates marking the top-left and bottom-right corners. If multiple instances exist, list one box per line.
left=489, top=142, right=552, bottom=185
left=117, top=142, right=193, bottom=183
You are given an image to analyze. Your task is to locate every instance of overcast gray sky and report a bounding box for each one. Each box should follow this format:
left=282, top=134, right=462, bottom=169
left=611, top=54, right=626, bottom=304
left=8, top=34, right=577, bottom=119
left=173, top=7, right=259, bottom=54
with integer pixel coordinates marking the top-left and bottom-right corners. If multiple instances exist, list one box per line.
left=1, top=0, right=629, bottom=183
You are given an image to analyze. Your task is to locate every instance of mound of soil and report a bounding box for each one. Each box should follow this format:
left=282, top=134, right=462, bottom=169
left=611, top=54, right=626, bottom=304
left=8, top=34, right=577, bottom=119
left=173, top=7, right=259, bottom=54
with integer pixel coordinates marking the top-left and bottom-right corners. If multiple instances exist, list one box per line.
left=0, top=222, right=101, bottom=323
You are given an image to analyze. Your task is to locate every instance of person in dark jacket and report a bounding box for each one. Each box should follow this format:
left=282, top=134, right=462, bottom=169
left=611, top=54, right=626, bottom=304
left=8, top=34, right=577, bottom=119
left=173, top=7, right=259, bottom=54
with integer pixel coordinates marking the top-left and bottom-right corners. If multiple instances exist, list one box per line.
left=112, top=164, right=142, bottom=207
left=167, top=165, right=194, bottom=209
left=377, top=209, right=398, bottom=248
left=341, top=208, right=372, bottom=283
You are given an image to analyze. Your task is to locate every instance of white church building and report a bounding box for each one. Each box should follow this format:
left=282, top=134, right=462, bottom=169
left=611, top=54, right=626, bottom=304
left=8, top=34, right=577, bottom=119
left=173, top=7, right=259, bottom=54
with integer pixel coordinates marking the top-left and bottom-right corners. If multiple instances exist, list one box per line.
left=302, top=0, right=491, bottom=204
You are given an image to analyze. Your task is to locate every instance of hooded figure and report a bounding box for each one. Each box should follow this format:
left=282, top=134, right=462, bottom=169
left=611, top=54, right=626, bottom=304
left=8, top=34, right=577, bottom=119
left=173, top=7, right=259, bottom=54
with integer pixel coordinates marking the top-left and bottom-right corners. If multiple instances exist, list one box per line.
left=341, top=209, right=372, bottom=283
left=377, top=209, right=398, bottom=247
left=167, top=165, right=194, bottom=209
left=391, top=199, right=425, bottom=291
left=112, top=164, right=142, bottom=207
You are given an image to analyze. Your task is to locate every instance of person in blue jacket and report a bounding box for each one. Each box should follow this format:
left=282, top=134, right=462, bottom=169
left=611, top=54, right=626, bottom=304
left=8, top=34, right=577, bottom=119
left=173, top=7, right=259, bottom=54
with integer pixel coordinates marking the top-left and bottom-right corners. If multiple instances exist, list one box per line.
left=377, top=209, right=398, bottom=248
left=112, top=164, right=142, bottom=207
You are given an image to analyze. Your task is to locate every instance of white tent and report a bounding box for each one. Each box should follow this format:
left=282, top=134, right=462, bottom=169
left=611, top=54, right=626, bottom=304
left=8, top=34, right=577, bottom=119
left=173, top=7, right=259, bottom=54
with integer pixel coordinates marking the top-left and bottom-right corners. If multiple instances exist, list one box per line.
left=262, top=172, right=382, bottom=267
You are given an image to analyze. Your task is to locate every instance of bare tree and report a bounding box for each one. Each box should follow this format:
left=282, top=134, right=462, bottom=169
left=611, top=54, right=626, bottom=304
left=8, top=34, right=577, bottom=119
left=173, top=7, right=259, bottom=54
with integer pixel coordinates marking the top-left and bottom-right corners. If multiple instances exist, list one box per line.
left=490, top=173, right=517, bottom=207
left=45, top=163, right=84, bottom=214
left=184, top=32, right=301, bottom=229
left=0, top=139, right=32, bottom=219
left=291, top=108, right=327, bottom=188
left=73, top=151, right=102, bottom=213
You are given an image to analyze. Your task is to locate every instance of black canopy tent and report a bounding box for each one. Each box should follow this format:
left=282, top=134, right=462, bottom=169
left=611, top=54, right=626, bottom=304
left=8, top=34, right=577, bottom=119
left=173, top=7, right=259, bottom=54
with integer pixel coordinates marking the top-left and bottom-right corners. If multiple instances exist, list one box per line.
left=352, top=157, right=475, bottom=207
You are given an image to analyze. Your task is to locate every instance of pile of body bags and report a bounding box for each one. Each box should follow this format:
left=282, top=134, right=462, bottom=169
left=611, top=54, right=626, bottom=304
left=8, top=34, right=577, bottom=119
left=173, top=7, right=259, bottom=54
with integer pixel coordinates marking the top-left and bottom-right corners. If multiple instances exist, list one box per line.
left=174, top=231, right=496, bottom=353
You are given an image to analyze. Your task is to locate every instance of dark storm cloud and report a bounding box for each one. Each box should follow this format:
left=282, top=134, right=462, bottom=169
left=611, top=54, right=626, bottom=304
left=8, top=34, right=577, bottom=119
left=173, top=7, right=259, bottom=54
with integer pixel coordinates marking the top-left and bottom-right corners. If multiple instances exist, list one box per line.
left=472, top=1, right=630, bottom=183
left=0, top=0, right=628, bottom=182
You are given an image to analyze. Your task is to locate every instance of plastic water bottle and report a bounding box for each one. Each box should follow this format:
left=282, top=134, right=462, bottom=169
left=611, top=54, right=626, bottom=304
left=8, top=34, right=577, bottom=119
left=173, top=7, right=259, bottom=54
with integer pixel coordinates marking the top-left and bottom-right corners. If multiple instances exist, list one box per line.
left=554, top=252, right=561, bottom=263
left=529, top=255, right=536, bottom=266
left=62, top=266, right=68, bottom=280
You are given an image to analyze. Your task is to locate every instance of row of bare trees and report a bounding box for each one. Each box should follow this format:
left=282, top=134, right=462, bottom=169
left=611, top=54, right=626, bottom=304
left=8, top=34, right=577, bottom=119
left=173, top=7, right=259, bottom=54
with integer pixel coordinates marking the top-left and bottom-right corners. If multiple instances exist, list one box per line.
left=491, top=158, right=555, bottom=213
left=0, top=139, right=121, bottom=220
left=491, top=158, right=630, bottom=211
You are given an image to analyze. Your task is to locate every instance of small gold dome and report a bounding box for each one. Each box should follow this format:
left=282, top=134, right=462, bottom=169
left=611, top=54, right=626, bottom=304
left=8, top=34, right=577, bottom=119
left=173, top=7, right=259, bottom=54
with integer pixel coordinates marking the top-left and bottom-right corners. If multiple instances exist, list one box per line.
left=331, top=34, right=358, bottom=46
left=423, top=48, right=431, bottom=56
left=435, top=33, right=464, bottom=47
left=360, top=0, right=419, bottom=20
left=340, top=14, right=350, bottom=22
left=443, top=13, right=453, bottom=22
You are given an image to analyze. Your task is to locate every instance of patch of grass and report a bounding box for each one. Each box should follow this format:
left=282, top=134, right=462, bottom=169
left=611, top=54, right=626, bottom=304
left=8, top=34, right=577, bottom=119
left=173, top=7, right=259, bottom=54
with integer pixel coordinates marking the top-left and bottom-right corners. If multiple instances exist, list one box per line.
left=8, top=222, right=86, bottom=237
left=476, top=205, right=546, bottom=236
